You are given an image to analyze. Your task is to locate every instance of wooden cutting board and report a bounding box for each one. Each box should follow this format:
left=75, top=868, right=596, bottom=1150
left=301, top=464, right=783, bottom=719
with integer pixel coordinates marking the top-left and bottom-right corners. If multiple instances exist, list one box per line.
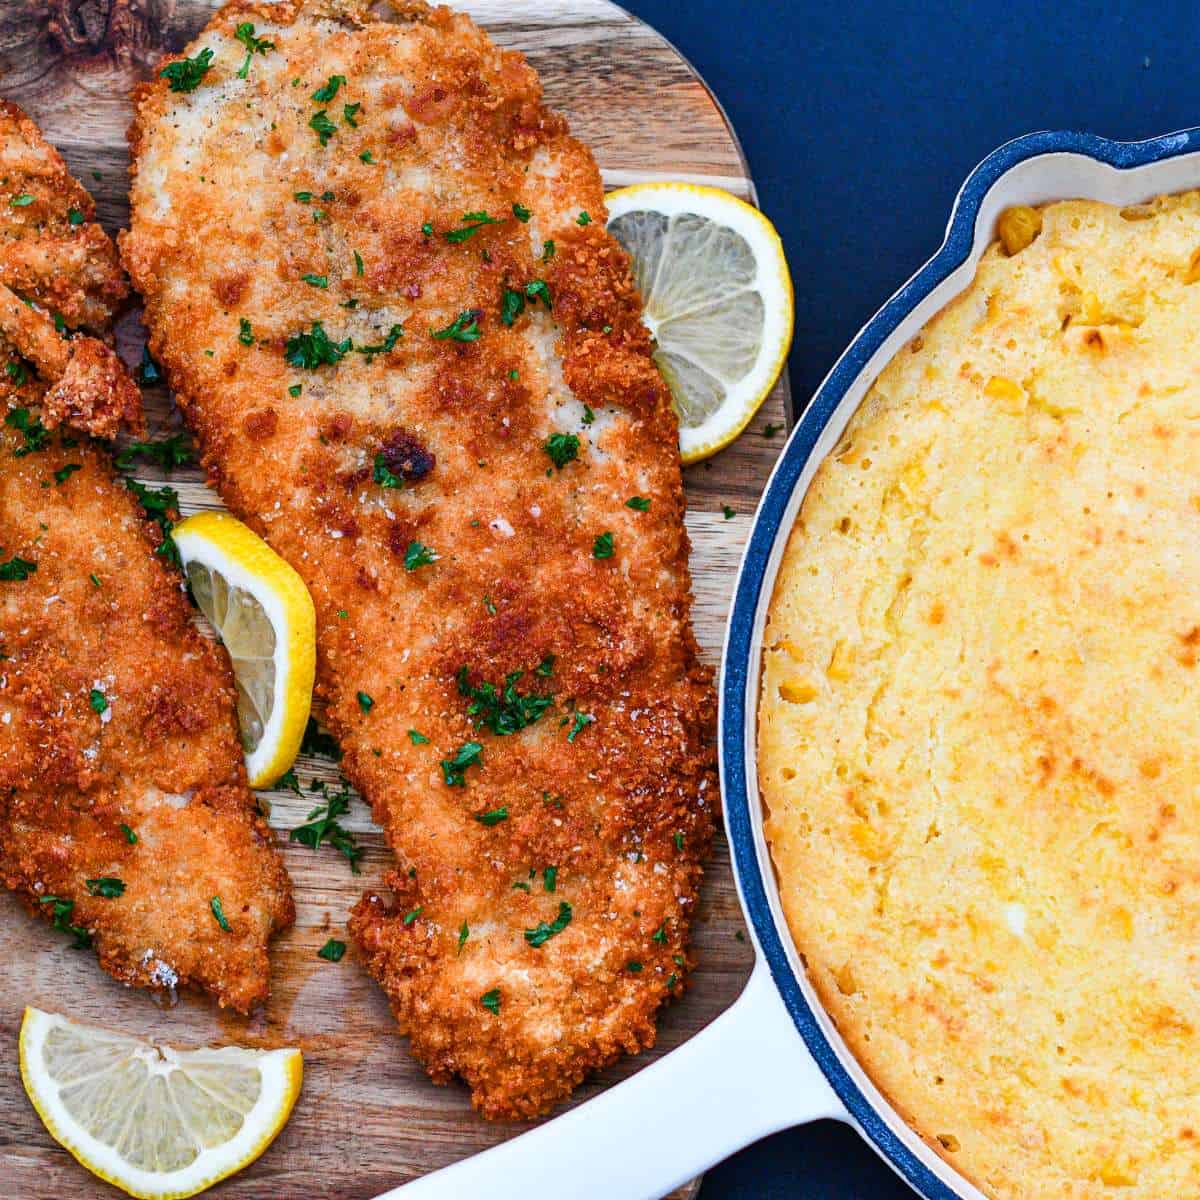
left=0, top=3, right=788, bottom=1196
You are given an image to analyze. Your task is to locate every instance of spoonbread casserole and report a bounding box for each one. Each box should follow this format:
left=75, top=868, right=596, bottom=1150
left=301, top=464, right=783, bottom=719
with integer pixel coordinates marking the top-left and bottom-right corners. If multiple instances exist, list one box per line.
left=760, top=193, right=1200, bottom=1199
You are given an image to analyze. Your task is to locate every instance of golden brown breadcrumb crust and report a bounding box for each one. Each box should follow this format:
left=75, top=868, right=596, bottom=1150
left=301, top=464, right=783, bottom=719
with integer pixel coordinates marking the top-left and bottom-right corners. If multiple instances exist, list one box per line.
left=124, top=0, right=714, bottom=1115
left=0, top=102, right=293, bottom=1012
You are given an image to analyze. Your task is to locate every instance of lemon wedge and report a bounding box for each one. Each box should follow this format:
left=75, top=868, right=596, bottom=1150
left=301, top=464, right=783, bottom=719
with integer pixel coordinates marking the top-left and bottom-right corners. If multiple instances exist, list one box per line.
left=606, top=182, right=793, bottom=463
left=19, top=1008, right=302, bottom=1199
left=172, top=511, right=315, bottom=788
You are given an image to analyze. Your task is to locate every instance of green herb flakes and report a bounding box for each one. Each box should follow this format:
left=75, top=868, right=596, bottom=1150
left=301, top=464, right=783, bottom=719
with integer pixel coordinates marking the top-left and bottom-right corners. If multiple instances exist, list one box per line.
left=440, top=741, right=483, bottom=787
left=592, top=531, right=614, bottom=559
left=432, top=310, right=482, bottom=342
left=524, top=901, right=572, bottom=947
left=211, top=895, right=231, bottom=931
left=544, top=432, right=578, bottom=469
left=318, top=938, right=346, bottom=962
left=85, top=877, right=125, bottom=899
left=481, top=988, right=501, bottom=1014
left=161, top=47, right=214, bottom=93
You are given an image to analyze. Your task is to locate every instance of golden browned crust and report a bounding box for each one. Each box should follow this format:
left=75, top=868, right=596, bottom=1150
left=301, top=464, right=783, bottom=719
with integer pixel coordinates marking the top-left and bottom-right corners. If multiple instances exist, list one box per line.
left=0, top=103, right=293, bottom=1012
left=761, top=193, right=1200, bottom=1199
left=123, top=0, right=714, bottom=1115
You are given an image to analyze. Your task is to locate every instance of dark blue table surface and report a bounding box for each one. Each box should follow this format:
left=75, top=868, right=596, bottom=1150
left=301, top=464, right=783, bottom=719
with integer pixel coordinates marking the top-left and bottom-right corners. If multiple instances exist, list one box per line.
left=616, top=2, right=1200, bottom=1196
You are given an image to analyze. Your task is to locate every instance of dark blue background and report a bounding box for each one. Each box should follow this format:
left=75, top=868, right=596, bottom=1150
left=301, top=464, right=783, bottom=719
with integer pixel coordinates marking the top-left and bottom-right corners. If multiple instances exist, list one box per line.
left=617, top=2, right=1200, bottom=1196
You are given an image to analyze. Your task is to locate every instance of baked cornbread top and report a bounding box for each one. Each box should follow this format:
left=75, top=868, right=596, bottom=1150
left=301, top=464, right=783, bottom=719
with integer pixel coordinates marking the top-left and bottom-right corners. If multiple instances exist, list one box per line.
left=760, top=192, right=1200, bottom=1200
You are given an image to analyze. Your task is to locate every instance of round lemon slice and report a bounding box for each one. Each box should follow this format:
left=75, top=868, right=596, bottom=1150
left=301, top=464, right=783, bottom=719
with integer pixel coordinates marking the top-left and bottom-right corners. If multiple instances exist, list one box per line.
left=19, top=1008, right=302, bottom=1200
left=172, top=511, right=315, bottom=788
left=606, top=182, right=793, bottom=463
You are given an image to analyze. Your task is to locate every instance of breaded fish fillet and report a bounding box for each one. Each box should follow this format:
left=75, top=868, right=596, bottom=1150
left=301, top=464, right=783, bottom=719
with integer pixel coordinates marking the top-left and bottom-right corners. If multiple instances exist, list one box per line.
left=0, top=102, right=293, bottom=1012
left=124, top=0, right=715, bottom=1117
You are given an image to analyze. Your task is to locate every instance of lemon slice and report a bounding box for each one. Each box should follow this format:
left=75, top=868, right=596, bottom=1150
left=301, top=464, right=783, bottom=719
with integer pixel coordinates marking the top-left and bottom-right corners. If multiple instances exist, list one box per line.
left=606, top=182, right=793, bottom=463
left=172, top=511, right=315, bottom=787
left=19, top=1008, right=302, bottom=1199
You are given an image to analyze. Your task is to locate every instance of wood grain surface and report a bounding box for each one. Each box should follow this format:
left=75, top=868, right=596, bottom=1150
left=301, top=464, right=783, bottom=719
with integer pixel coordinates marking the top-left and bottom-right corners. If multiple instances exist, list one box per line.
left=0, top=3, right=789, bottom=1197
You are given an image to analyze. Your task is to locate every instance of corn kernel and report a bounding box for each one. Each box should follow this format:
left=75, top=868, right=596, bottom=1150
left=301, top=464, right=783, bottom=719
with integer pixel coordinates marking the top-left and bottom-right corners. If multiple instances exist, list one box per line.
left=997, top=205, right=1043, bottom=256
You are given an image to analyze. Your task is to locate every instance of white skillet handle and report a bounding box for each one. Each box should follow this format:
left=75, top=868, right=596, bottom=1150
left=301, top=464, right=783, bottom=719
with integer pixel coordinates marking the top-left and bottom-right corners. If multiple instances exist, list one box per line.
left=380, top=957, right=846, bottom=1200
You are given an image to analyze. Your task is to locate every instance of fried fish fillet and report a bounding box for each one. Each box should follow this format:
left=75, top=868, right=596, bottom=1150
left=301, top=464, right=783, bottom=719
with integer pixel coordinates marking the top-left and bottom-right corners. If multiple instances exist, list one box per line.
left=0, top=102, right=293, bottom=1012
left=124, top=0, right=715, bottom=1116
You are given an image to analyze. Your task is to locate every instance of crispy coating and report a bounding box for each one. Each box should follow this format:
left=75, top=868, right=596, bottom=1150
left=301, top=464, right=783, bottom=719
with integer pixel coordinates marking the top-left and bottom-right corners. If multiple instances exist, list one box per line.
left=0, top=103, right=293, bottom=1012
left=124, top=0, right=715, bottom=1115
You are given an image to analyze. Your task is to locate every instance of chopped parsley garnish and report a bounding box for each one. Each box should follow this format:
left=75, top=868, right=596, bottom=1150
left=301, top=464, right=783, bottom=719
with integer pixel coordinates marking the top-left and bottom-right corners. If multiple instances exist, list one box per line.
left=6, top=360, right=29, bottom=387
left=373, top=453, right=402, bottom=489
left=627, top=960, right=643, bottom=972
left=457, top=921, right=469, bottom=953
left=85, top=877, right=125, bottom=899
left=301, top=273, right=328, bottom=289
left=421, top=221, right=434, bottom=238
left=360, top=150, right=374, bottom=164
left=343, top=101, right=361, bottom=127
left=119, top=823, right=138, bottom=845
left=354, top=250, right=364, bottom=276
left=473, top=806, right=508, bottom=826
left=500, top=287, right=525, bottom=327
left=408, top=729, right=430, bottom=745
left=124, top=478, right=180, bottom=566
left=512, top=202, right=532, bottom=222
left=722, top=505, right=736, bottom=520
left=67, top=208, right=85, bottom=226
left=673, top=831, right=685, bottom=851
left=311, top=75, right=346, bottom=102
left=404, top=541, right=438, bottom=570
left=88, top=688, right=108, bottom=714
left=309, top=110, right=338, bottom=147
left=535, top=655, right=555, bottom=677
left=318, top=938, right=346, bottom=962
left=576, top=211, right=592, bottom=226
left=289, top=785, right=363, bottom=872
left=543, top=865, right=557, bottom=893
left=542, top=239, right=556, bottom=261
left=667, top=973, right=678, bottom=990
left=652, top=922, right=668, bottom=944
left=236, top=317, right=255, bottom=346
left=592, top=531, right=614, bottom=559
left=0, top=555, right=36, bottom=581
left=524, top=901, right=572, bottom=947
left=161, top=47, right=214, bottom=93
left=481, top=988, right=501, bottom=1014
left=444, top=211, right=502, bottom=243
left=210, top=896, right=231, bottom=931
left=483, top=595, right=497, bottom=615
left=233, top=22, right=273, bottom=79
left=567, top=711, right=594, bottom=743
left=115, top=434, right=193, bottom=472
left=6, top=407, right=50, bottom=455
left=287, top=385, right=303, bottom=401
left=544, top=432, right=579, bottom=469
left=38, top=895, right=90, bottom=949
left=764, top=422, right=784, bottom=438
left=89, top=573, right=101, bottom=587
left=626, top=496, right=651, bottom=511
left=275, top=768, right=301, bottom=794
left=440, top=741, right=483, bottom=787
left=357, top=690, right=374, bottom=714
left=294, top=191, right=314, bottom=203
left=512, top=880, right=531, bottom=893
left=53, top=463, right=81, bottom=485
left=301, top=717, right=342, bottom=760
left=137, top=346, right=162, bottom=385
left=403, top=906, right=422, bottom=926
left=356, top=323, right=404, bottom=361
left=581, top=404, right=595, bottom=425
left=457, top=666, right=553, bottom=736
left=432, top=310, right=482, bottom=342
left=10, top=194, right=33, bottom=208
left=285, top=321, right=351, bottom=369
left=525, top=279, right=552, bottom=310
